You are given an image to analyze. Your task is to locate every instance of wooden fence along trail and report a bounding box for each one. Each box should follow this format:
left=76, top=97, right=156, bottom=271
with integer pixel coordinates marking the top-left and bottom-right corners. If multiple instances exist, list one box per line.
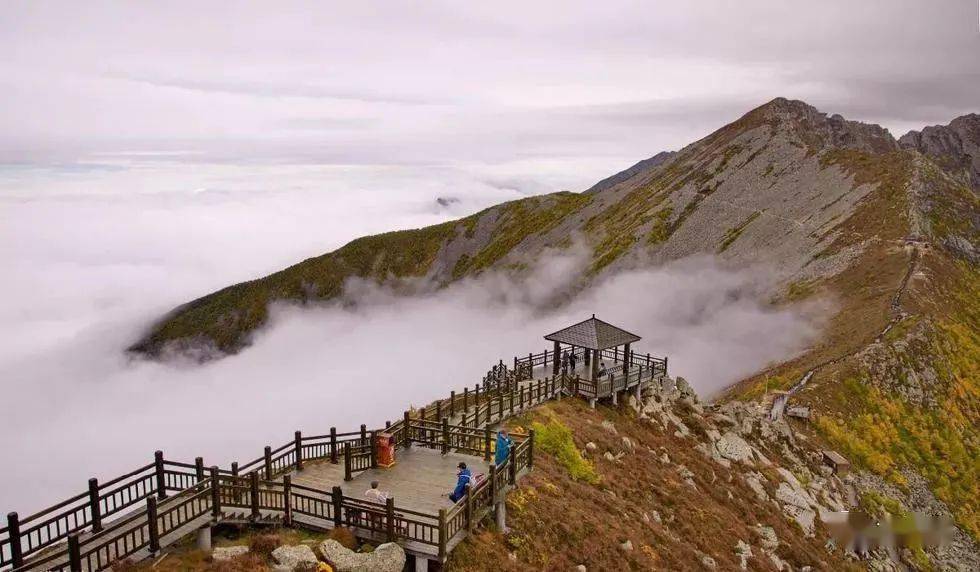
left=2, top=339, right=666, bottom=571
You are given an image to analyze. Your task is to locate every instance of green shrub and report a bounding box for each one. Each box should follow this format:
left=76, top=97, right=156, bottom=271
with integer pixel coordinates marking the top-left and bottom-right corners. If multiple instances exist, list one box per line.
left=530, top=420, right=600, bottom=484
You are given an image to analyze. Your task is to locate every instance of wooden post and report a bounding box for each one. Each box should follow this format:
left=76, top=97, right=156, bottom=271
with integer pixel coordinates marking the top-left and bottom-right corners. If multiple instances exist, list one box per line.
left=249, top=472, right=260, bottom=520
left=147, top=496, right=160, bottom=554
left=510, top=390, right=515, bottom=415
left=369, top=431, right=378, bottom=469
left=360, top=424, right=367, bottom=443
left=520, top=385, right=525, bottom=410
left=294, top=431, right=303, bottom=471
left=441, top=418, right=450, bottom=454
left=463, top=387, right=469, bottom=412
left=386, top=497, right=396, bottom=542
left=552, top=340, right=560, bottom=375
left=462, top=412, right=468, bottom=427
left=484, top=428, right=492, bottom=462
left=403, top=411, right=412, bottom=448
left=475, top=383, right=481, bottom=408
left=194, top=457, right=205, bottom=483
left=664, top=356, right=668, bottom=375
left=450, top=391, right=456, bottom=418
left=464, top=484, right=474, bottom=532
left=624, top=343, right=631, bottom=372
left=528, top=429, right=535, bottom=470
left=474, top=398, right=480, bottom=427
left=513, top=356, right=518, bottom=372
left=67, top=533, right=82, bottom=572
left=331, top=486, right=343, bottom=527
left=231, top=462, right=240, bottom=504
left=508, top=452, right=517, bottom=484
left=154, top=450, right=167, bottom=499
left=343, top=443, right=352, bottom=481
left=283, top=475, right=293, bottom=526
left=210, top=466, right=221, bottom=519
left=88, top=477, right=103, bottom=532
left=330, top=427, right=338, bottom=463
left=264, top=446, right=273, bottom=480
left=6, top=512, right=23, bottom=568
left=438, top=508, right=448, bottom=561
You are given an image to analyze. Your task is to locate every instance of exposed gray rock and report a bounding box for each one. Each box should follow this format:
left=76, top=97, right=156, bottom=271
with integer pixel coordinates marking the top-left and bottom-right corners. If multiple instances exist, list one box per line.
left=620, top=539, right=634, bottom=551
left=585, top=441, right=597, bottom=453
left=745, top=472, right=770, bottom=502
left=319, top=540, right=406, bottom=572
left=755, top=525, right=779, bottom=551
left=271, top=545, right=317, bottom=570
left=715, top=432, right=754, bottom=464
left=735, top=539, right=753, bottom=570
left=212, top=545, right=249, bottom=561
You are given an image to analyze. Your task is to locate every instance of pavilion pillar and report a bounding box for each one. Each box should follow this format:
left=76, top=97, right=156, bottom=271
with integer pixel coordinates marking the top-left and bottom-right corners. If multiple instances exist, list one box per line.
left=584, top=348, right=591, bottom=367
left=591, top=349, right=599, bottom=381
left=624, top=343, right=631, bottom=372
left=552, top=340, right=560, bottom=376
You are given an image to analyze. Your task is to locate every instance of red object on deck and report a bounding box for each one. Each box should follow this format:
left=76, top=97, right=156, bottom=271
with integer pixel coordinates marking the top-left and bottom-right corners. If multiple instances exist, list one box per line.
left=377, top=432, right=396, bottom=468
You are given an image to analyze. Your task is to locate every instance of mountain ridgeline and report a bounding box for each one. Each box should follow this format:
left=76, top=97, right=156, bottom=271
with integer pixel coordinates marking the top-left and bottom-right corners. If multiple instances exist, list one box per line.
left=130, top=98, right=978, bottom=360
left=131, top=99, right=980, bottom=559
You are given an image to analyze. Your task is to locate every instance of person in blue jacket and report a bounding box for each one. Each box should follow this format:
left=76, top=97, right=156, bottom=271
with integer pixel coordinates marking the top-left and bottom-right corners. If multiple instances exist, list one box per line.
left=494, top=429, right=514, bottom=466
left=449, top=462, right=472, bottom=502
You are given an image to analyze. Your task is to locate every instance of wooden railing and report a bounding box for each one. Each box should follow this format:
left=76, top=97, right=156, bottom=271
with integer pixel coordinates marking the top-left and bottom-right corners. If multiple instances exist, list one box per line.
left=3, top=347, right=662, bottom=571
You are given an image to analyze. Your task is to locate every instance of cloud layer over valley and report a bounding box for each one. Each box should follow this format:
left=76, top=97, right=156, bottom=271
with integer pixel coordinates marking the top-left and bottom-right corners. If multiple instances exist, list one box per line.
left=0, top=163, right=820, bottom=513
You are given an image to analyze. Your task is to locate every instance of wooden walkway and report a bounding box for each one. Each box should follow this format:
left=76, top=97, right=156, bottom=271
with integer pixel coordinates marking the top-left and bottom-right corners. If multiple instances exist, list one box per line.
left=290, top=447, right=470, bottom=516
left=3, top=346, right=666, bottom=572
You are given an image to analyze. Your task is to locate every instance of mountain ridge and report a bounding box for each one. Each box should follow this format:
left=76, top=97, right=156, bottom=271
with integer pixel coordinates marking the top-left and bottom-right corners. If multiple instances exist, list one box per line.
left=127, top=97, right=980, bottom=565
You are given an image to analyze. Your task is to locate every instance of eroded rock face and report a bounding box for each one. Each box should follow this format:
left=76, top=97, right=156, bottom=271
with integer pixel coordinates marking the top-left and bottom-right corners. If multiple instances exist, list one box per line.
left=319, top=540, right=406, bottom=572
left=900, top=114, right=980, bottom=192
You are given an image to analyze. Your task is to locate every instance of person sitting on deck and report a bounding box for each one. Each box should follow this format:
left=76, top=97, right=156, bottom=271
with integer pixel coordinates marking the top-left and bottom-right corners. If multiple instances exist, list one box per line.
left=364, top=480, right=389, bottom=503
left=598, top=360, right=607, bottom=377
left=495, top=429, right=514, bottom=466
left=448, top=462, right=472, bottom=502
left=569, top=352, right=577, bottom=371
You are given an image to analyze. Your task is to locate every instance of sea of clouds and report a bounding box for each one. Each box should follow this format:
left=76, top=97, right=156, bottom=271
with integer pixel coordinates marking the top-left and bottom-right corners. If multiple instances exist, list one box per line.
left=0, top=159, right=819, bottom=515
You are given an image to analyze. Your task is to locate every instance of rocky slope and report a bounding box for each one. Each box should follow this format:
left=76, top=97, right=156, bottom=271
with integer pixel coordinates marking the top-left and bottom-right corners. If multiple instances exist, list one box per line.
left=130, top=98, right=980, bottom=567
left=449, top=378, right=977, bottom=571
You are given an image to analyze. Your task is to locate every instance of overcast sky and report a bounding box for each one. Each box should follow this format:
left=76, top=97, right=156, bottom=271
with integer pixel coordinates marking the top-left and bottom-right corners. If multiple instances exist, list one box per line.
left=2, top=0, right=978, bottom=167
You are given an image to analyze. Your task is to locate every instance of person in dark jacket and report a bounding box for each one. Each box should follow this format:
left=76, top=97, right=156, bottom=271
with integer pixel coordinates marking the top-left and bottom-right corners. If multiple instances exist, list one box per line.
left=449, top=462, right=472, bottom=502
left=494, top=429, right=514, bottom=466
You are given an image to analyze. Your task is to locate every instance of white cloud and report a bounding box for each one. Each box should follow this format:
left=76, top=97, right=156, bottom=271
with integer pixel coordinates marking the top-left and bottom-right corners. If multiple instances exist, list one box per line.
left=0, top=163, right=819, bottom=514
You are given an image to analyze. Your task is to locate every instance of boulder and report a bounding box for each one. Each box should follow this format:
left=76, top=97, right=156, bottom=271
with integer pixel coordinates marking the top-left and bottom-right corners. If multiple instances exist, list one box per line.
left=271, top=545, right=317, bottom=570
left=620, top=539, right=634, bottom=551
left=781, top=504, right=816, bottom=536
left=744, top=472, right=769, bottom=502
left=212, top=546, right=249, bottom=561
left=603, top=451, right=616, bottom=462
left=754, top=525, right=778, bottom=551
left=319, top=540, right=405, bottom=572
left=735, top=540, right=753, bottom=570
left=715, top=432, right=753, bottom=464
left=775, top=482, right=812, bottom=509
left=585, top=441, right=598, bottom=453
left=575, top=565, right=587, bottom=572
left=621, top=436, right=635, bottom=453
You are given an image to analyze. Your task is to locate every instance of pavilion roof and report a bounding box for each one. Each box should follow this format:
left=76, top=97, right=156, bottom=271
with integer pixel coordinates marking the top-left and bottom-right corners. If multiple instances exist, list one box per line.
left=544, top=315, right=641, bottom=351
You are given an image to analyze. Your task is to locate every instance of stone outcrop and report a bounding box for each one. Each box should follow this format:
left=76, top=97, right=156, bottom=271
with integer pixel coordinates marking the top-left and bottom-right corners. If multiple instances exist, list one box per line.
left=271, top=545, right=318, bottom=571
left=319, top=540, right=406, bottom=572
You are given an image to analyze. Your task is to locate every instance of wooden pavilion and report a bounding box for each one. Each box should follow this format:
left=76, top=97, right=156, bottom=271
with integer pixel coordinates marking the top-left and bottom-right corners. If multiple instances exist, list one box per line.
left=545, top=315, right=642, bottom=380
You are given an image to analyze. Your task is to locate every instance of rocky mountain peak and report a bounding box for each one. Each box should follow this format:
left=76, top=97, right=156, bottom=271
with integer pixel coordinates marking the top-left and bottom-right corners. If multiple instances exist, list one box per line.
left=900, top=113, right=980, bottom=191
left=737, top=97, right=898, bottom=154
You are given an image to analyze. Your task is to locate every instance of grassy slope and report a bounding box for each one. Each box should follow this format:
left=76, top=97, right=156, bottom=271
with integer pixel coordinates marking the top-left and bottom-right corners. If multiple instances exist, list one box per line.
left=130, top=192, right=591, bottom=356
left=729, top=150, right=980, bottom=541
left=448, top=400, right=856, bottom=571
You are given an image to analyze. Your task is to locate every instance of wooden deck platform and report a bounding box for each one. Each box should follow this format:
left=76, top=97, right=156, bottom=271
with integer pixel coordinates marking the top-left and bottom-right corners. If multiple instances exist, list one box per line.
left=290, top=447, right=478, bottom=515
